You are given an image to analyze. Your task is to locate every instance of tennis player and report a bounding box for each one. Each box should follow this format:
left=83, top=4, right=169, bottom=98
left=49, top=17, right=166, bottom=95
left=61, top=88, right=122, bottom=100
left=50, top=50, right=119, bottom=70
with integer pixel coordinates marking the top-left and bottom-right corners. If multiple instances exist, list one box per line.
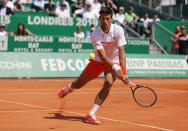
left=58, top=7, right=129, bottom=124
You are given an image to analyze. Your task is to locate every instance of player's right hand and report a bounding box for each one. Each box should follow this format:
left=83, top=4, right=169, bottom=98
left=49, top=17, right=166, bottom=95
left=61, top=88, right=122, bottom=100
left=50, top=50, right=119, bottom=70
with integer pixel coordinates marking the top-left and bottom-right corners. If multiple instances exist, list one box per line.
left=116, top=70, right=129, bottom=84
left=122, top=75, right=129, bottom=84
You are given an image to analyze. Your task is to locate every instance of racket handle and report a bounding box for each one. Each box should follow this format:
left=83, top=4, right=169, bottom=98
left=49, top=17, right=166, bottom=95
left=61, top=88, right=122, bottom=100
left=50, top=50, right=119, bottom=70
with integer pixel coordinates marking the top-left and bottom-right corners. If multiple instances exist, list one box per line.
left=128, top=82, right=136, bottom=86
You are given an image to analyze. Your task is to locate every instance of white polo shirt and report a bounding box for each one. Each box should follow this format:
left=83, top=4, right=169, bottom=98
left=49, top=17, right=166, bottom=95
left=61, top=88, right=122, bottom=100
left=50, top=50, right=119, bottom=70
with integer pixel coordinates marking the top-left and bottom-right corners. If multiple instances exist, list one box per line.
left=0, top=31, right=7, bottom=36
left=91, top=24, right=127, bottom=63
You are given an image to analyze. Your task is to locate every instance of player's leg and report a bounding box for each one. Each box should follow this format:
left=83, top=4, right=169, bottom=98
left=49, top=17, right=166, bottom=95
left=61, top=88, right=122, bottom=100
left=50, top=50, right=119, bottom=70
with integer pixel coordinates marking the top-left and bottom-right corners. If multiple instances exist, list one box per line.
left=85, top=69, right=116, bottom=124
left=95, top=69, right=116, bottom=105
left=58, top=60, right=103, bottom=98
left=58, top=73, right=95, bottom=98
left=71, top=73, right=95, bottom=89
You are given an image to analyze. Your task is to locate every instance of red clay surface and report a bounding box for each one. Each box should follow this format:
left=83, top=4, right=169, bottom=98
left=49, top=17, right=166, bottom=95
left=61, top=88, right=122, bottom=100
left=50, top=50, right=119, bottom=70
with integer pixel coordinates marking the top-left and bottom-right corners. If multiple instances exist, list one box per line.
left=0, top=78, right=188, bottom=131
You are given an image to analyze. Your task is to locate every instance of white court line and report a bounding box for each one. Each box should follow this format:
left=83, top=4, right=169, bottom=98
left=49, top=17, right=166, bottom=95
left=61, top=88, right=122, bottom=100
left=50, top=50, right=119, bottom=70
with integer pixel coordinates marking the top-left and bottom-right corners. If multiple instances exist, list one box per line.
left=0, top=79, right=187, bottom=93
left=160, top=88, right=188, bottom=93
left=0, top=87, right=187, bottom=93
left=0, top=99, right=53, bottom=110
left=0, top=91, right=130, bottom=95
left=0, top=92, right=131, bottom=95
left=63, top=110, right=175, bottom=131
left=0, top=79, right=121, bottom=82
left=0, top=99, right=174, bottom=131
left=0, top=109, right=57, bottom=113
left=0, top=91, right=186, bottom=95
left=0, top=79, right=80, bottom=82
left=0, top=88, right=126, bottom=91
left=0, top=89, right=59, bottom=91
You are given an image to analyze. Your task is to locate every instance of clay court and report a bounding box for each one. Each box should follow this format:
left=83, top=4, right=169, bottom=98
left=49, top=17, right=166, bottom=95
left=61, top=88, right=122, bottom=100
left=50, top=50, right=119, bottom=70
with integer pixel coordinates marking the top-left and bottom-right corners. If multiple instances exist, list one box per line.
left=0, top=78, right=187, bottom=131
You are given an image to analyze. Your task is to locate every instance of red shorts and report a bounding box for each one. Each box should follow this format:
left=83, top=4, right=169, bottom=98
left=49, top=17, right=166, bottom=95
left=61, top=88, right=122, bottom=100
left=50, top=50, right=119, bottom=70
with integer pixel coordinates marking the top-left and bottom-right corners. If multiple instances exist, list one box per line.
left=83, top=60, right=111, bottom=77
left=82, top=60, right=125, bottom=77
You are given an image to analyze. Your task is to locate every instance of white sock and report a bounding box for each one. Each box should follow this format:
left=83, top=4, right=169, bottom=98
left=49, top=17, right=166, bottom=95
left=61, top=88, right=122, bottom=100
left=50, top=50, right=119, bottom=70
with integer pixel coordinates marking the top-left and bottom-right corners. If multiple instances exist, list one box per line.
left=68, top=83, right=74, bottom=91
left=89, top=104, right=100, bottom=115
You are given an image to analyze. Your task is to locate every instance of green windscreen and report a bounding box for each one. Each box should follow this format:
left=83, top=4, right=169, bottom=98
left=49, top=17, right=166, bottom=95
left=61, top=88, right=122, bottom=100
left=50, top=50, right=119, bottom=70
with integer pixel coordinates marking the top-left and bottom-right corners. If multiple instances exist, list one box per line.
left=154, top=22, right=172, bottom=53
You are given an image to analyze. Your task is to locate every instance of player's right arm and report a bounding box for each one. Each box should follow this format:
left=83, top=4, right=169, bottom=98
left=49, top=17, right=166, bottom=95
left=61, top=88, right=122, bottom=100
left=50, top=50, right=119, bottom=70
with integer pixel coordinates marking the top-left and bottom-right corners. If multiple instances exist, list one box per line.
left=91, top=32, right=115, bottom=67
left=93, top=41, right=125, bottom=80
left=96, top=47, right=125, bottom=81
left=96, top=48, right=114, bottom=67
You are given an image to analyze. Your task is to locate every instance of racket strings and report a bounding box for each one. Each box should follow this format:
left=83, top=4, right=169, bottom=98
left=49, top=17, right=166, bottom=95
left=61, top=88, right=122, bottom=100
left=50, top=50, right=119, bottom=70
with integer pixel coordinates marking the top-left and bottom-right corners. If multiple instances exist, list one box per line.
left=134, top=87, right=156, bottom=107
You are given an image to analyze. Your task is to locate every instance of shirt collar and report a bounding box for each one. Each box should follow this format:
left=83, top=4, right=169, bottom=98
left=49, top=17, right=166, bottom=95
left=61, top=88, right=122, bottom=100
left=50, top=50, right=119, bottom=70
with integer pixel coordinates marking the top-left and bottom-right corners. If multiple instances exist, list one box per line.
left=100, top=24, right=114, bottom=35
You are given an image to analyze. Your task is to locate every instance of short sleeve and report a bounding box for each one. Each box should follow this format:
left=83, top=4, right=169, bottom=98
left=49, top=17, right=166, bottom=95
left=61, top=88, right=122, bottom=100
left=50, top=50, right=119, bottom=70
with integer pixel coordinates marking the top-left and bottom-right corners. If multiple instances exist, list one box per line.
left=75, top=8, right=84, bottom=15
left=124, top=13, right=128, bottom=19
left=94, top=41, right=103, bottom=50
left=117, top=27, right=127, bottom=46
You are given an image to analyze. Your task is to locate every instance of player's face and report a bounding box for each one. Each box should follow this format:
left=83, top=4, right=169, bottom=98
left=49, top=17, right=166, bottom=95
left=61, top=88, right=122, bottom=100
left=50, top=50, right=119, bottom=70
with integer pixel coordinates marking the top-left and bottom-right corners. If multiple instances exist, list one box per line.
left=99, top=13, right=113, bottom=30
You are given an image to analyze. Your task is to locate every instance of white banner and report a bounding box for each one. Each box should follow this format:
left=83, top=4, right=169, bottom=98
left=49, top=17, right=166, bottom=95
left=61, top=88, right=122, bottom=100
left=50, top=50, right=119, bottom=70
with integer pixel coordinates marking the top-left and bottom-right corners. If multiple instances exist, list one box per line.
left=127, top=58, right=188, bottom=70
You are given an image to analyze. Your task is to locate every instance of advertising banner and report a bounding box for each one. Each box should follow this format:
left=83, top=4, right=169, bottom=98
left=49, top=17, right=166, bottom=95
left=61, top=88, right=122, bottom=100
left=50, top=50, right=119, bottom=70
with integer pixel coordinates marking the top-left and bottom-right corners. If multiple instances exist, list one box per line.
left=0, top=36, right=150, bottom=54
left=0, top=15, right=98, bottom=36
left=0, top=53, right=187, bottom=78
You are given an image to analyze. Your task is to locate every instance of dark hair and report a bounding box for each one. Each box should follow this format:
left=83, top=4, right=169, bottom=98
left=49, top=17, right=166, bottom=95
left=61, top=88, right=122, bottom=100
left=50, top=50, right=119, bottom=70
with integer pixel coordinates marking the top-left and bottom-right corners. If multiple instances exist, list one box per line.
left=90, top=24, right=95, bottom=27
left=99, top=7, right=113, bottom=17
left=17, top=23, right=26, bottom=35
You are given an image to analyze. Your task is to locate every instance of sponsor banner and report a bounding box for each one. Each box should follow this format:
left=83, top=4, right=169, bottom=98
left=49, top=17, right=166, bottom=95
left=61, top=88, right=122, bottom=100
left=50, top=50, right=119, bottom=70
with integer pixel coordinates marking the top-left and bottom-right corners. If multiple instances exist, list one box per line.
left=127, top=58, right=187, bottom=70
left=1, top=15, right=98, bottom=36
left=126, top=39, right=150, bottom=45
left=7, top=36, right=93, bottom=53
left=0, top=36, right=149, bottom=54
left=127, top=54, right=188, bottom=77
left=0, top=52, right=89, bottom=77
left=0, top=53, right=187, bottom=78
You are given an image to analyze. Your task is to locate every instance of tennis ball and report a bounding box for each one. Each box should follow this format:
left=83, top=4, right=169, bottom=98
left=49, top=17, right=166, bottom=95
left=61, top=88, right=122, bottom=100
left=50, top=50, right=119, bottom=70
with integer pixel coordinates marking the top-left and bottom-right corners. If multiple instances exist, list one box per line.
left=89, top=53, right=95, bottom=60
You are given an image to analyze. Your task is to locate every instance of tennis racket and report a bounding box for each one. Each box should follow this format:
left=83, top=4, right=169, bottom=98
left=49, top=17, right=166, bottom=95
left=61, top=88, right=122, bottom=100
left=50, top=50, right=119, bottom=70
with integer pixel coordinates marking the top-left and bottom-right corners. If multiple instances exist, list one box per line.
left=128, top=82, right=157, bottom=107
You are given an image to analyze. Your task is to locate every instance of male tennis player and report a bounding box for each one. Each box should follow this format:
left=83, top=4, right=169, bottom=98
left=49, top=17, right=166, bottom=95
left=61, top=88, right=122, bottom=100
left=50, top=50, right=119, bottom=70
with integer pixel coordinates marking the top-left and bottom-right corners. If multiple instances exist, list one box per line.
left=58, top=7, right=129, bottom=124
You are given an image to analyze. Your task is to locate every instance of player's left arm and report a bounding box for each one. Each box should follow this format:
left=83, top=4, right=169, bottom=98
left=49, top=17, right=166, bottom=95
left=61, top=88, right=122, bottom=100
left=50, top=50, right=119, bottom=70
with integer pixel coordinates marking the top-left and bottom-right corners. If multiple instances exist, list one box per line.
left=117, top=26, right=129, bottom=84
left=118, top=45, right=126, bottom=68
left=118, top=45, right=129, bottom=84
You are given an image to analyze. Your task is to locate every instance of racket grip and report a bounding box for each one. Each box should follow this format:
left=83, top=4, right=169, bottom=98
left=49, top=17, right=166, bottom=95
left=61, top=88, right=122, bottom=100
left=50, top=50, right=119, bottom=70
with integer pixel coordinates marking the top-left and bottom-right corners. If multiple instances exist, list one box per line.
left=128, top=82, right=136, bottom=86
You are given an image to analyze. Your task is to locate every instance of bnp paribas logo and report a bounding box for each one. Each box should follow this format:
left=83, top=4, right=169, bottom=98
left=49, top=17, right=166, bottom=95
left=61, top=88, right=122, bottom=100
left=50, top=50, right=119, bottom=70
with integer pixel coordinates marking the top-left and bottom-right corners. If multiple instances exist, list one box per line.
left=0, top=36, right=8, bottom=51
